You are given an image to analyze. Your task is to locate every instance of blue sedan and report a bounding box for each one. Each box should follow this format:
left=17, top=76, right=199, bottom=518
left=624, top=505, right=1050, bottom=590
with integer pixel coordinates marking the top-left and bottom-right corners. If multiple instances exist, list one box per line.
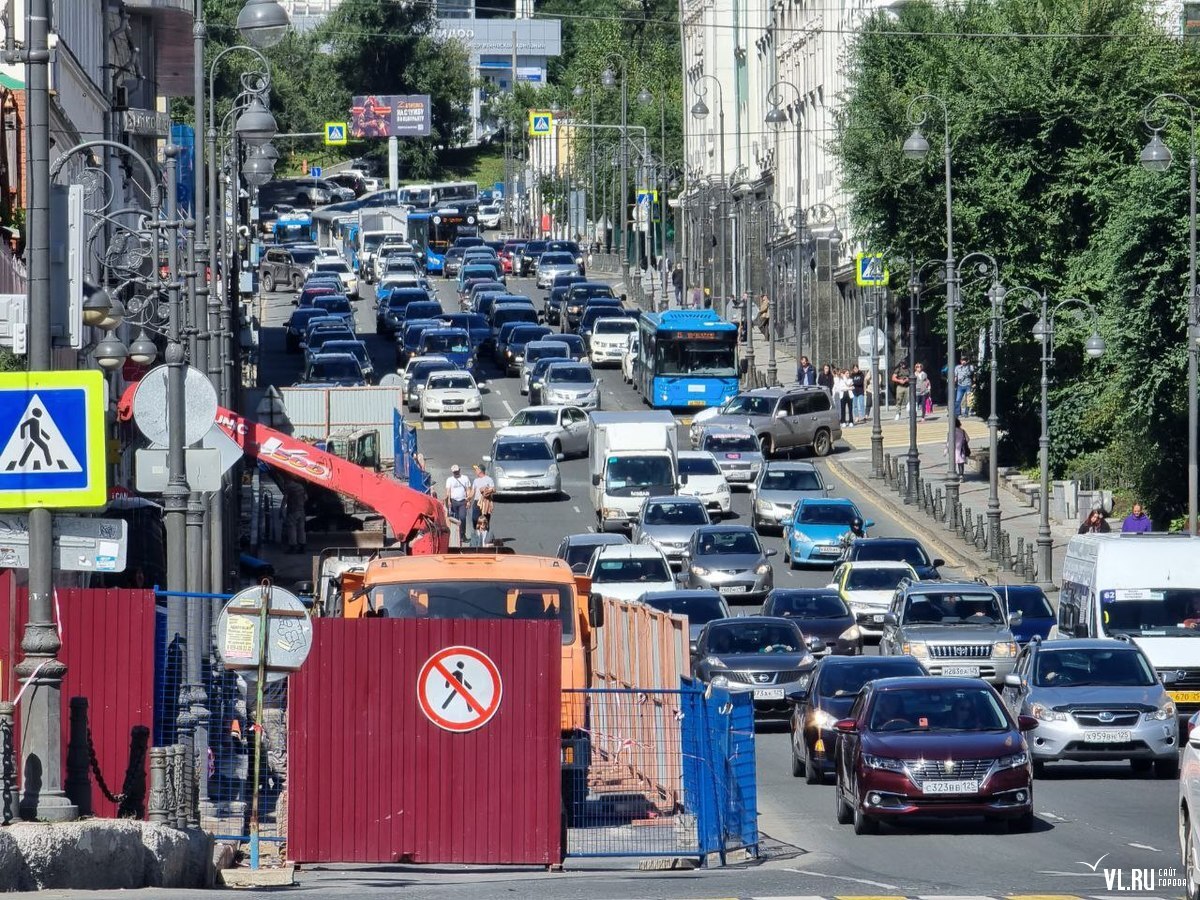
left=782, top=498, right=872, bottom=568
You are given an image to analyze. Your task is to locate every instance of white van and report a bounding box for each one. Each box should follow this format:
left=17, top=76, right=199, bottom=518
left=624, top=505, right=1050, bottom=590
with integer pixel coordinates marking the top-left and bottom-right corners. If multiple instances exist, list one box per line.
left=1056, top=533, right=1200, bottom=715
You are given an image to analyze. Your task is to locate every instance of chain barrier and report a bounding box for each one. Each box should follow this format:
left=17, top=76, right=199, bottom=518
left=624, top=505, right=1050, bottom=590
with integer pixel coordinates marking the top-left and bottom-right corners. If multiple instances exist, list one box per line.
left=87, top=725, right=124, bottom=806
left=1, top=713, right=14, bottom=826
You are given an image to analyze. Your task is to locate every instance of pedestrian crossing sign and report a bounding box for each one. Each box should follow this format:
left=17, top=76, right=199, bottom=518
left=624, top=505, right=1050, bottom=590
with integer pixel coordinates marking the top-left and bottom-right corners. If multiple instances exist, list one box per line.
left=528, top=111, right=553, bottom=136
left=324, top=122, right=348, bottom=145
left=636, top=190, right=658, bottom=204
left=856, top=252, right=889, bottom=287
left=0, top=371, right=107, bottom=509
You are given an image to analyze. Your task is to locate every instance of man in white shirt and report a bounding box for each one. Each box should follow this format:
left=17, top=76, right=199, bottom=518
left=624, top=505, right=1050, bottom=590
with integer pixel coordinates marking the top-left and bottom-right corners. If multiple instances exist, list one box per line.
left=470, top=463, right=495, bottom=531
left=444, top=464, right=472, bottom=542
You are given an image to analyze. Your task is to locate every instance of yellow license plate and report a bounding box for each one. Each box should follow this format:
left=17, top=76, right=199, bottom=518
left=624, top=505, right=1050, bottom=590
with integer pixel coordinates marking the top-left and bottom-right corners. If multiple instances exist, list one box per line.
left=1169, top=691, right=1200, bottom=703
left=688, top=399, right=705, bottom=407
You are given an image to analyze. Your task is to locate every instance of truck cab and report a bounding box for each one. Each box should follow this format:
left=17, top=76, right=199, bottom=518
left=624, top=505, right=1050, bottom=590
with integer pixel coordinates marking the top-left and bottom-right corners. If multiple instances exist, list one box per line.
left=588, top=411, right=682, bottom=532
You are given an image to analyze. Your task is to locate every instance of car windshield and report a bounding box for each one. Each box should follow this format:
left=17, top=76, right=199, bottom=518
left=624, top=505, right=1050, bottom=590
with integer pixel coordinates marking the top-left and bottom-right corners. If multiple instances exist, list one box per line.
left=819, top=661, right=924, bottom=698
left=316, top=261, right=350, bottom=274
left=846, top=568, right=912, bottom=591
left=547, top=365, right=592, bottom=384
left=771, top=591, right=850, bottom=618
left=494, top=309, right=537, bottom=327
left=511, top=409, right=558, bottom=426
left=869, top=686, right=1010, bottom=732
left=494, top=440, right=553, bottom=461
left=902, top=591, right=1005, bottom=624
left=707, top=623, right=803, bottom=654
left=307, top=331, right=354, bottom=350
left=290, top=248, right=318, bottom=264
left=797, top=503, right=859, bottom=525
left=1033, top=648, right=1157, bottom=687
left=643, top=595, right=727, bottom=623
left=322, top=342, right=368, bottom=364
left=423, top=333, right=470, bottom=353
left=1100, top=589, right=1200, bottom=635
left=594, top=319, right=638, bottom=335
left=309, top=359, right=360, bottom=380
left=414, top=363, right=453, bottom=381
left=315, top=297, right=351, bottom=313
left=853, top=541, right=932, bottom=567
left=723, top=395, right=775, bottom=415
left=679, top=455, right=721, bottom=476
left=592, top=557, right=671, bottom=583
left=541, top=253, right=574, bottom=265
left=366, top=581, right=574, bottom=644
left=643, top=501, right=707, bottom=526
left=605, top=456, right=674, bottom=490
left=696, top=530, right=761, bottom=556
left=526, top=346, right=569, bottom=364
left=511, top=327, right=549, bottom=344
left=1003, top=588, right=1054, bottom=619
left=704, top=433, right=759, bottom=453
left=762, top=468, right=822, bottom=491
left=429, top=374, right=474, bottom=390
left=563, top=540, right=622, bottom=570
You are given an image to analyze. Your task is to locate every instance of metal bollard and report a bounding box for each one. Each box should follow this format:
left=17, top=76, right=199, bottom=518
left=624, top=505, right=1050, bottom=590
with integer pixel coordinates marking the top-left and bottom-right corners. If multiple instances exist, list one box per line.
left=976, top=514, right=988, bottom=551
left=65, top=697, right=93, bottom=817
left=1001, top=532, right=1014, bottom=571
left=959, top=507, right=972, bottom=541
left=1024, top=546, right=1037, bottom=584
left=1014, top=538, right=1026, bottom=577
left=119, top=726, right=150, bottom=820
left=148, top=747, right=168, bottom=824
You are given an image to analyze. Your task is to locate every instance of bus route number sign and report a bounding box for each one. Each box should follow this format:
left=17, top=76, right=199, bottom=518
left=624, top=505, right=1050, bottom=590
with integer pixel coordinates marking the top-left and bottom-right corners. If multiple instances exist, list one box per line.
left=671, top=331, right=720, bottom=340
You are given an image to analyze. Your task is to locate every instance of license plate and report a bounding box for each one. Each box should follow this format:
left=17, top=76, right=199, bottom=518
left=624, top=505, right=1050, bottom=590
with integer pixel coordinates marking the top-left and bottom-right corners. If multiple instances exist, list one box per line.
left=943, top=666, right=980, bottom=677
left=872, top=614, right=886, bottom=623
left=1084, top=730, right=1132, bottom=743
left=818, top=546, right=841, bottom=555
left=1170, top=691, right=1200, bottom=703
left=923, top=780, right=979, bottom=795
left=754, top=688, right=784, bottom=700
left=688, top=400, right=705, bottom=406
left=719, top=585, right=748, bottom=594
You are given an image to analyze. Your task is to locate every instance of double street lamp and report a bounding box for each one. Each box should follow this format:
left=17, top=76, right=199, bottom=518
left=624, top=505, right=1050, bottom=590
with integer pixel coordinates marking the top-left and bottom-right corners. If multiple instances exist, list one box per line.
left=691, top=76, right=728, bottom=310
left=766, top=81, right=804, bottom=352
left=1140, top=94, right=1200, bottom=535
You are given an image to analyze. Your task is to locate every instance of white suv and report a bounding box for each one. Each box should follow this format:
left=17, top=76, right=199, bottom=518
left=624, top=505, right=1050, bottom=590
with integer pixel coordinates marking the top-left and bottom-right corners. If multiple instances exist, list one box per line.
left=1179, top=714, right=1200, bottom=898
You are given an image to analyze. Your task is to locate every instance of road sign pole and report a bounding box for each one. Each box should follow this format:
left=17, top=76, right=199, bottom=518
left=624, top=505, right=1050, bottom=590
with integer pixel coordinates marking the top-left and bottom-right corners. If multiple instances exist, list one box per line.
left=248, top=586, right=269, bottom=870
left=18, top=0, right=77, bottom=822
left=389, top=135, right=398, bottom=191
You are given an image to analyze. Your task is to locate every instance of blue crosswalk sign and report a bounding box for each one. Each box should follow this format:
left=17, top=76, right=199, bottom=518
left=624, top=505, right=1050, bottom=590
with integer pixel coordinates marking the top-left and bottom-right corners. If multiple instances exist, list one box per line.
left=855, top=252, right=888, bottom=287
left=0, top=372, right=107, bottom=509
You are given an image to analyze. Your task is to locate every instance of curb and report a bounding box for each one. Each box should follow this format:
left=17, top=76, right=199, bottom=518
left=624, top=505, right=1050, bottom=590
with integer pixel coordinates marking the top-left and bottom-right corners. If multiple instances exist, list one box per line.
left=824, top=453, right=991, bottom=582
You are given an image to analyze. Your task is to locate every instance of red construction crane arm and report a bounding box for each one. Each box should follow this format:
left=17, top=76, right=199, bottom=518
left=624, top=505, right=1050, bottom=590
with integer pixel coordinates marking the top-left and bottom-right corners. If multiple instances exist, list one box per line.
left=117, top=386, right=450, bottom=555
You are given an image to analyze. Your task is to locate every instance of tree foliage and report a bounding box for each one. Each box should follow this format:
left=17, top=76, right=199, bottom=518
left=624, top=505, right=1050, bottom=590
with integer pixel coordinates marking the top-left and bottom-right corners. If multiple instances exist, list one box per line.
left=835, top=0, right=1200, bottom=521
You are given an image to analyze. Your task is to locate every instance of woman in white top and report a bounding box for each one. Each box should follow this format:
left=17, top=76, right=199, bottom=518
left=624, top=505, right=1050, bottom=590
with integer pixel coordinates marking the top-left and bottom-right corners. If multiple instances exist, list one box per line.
left=834, top=369, right=854, bottom=427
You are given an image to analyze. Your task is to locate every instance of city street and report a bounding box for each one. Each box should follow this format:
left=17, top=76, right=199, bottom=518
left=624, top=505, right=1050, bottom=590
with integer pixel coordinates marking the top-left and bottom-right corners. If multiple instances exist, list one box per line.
left=233, top=270, right=1184, bottom=899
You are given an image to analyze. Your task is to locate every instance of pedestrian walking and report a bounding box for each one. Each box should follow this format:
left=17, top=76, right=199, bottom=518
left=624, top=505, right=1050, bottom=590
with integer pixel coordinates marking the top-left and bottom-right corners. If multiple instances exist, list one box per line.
left=953, top=355, right=975, bottom=417
left=951, top=417, right=970, bottom=475
left=444, top=464, right=473, bottom=543
left=470, top=462, right=495, bottom=530
left=850, top=364, right=866, bottom=421
left=672, top=264, right=684, bottom=307
left=796, top=356, right=816, bottom=385
left=891, top=361, right=911, bottom=420
left=834, top=368, right=854, bottom=427
left=817, top=363, right=834, bottom=392
left=280, top=477, right=308, bottom=553
left=1078, top=508, right=1112, bottom=534
left=912, top=362, right=931, bottom=421
left=757, top=292, right=770, bottom=339
left=1121, top=502, right=1153, bottom=533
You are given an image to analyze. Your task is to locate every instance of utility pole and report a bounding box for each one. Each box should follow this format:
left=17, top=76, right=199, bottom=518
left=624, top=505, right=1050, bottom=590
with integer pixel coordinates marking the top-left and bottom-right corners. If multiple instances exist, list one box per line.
left=17, top=0, right=77, bottom=822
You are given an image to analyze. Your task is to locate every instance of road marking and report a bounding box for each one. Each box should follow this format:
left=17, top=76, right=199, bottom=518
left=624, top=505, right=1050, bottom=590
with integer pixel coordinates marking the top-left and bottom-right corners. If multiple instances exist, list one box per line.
left=441, top=421, right=458, bottom=429
left=1127, top=842, right=1160, bottom=851
left=783, top=870, right=899, bottom=891
left=423, top=422, right=441, bottom=430
left=501, top=398, right=515, bottom=416
left=572, top=505, right=580, bottom=513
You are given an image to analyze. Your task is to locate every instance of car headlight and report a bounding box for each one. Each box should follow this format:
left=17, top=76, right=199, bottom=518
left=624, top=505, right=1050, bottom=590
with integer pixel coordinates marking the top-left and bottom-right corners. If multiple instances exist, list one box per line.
left=863, top=754, right=906, bottom=772
left=1145, top=700, right=1178, bottom=721
left=717, top=483, right=731, bottom=494
left=839, top=624, right=862, bottom=642
left=791, top=531, right=812, bottom=544
left=811, top=708, right=838, bottom=730
left=755, top=499, right=773, bottom=513
left=711, top=675, right=729, bottom=688
left=997, top=751, right=1029, bottom=769
left=1030, top=702, right=1067, bottom=722
left=493, top=465, right=506, bottom=477
left=690, top=565, right=711, bottom=577
left=754, top=562, right=772, bottom=575
left=993, top=641, right=1019, bottom=658
left=548, top=464, right=559, bottom=476
left=902, top=641, right=929, bottom=658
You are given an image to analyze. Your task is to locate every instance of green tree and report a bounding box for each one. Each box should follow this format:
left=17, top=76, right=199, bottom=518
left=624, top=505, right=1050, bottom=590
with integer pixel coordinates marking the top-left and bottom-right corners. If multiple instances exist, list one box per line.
left=835, top=0, right=1200, bottom=521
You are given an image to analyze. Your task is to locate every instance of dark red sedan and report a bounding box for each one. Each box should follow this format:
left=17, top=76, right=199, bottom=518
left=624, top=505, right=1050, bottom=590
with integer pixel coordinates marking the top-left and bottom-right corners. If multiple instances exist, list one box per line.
left=833, top=676, right=1037, bottom=834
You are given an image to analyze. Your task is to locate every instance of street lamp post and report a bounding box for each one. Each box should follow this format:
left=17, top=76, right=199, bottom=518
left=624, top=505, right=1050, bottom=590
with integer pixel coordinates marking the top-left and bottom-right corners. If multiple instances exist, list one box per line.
left=766, top=80, right=804, bottom=356
left=905, top=264, right=925, bottom=503
left=904, top=93, right=962, bottom=530
left=985, top=280, right=1007, bottom=557
left=600, top=61, right=630, bottom=274
left=1140, top=95, right=1199, bottom=535
left=691, top=76, right=727, bottom=312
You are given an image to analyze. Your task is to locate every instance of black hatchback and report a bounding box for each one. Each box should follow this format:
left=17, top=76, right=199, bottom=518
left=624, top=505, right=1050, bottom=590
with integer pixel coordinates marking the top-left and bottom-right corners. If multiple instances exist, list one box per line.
left=762, top=588, right=862, bottom=656
left=839, top=537, right=944, bottom=580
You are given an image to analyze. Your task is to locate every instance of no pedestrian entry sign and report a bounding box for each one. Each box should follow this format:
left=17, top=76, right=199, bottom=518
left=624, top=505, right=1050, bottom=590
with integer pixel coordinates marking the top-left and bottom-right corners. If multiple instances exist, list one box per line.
left=417, top=645, right=503, bottom=733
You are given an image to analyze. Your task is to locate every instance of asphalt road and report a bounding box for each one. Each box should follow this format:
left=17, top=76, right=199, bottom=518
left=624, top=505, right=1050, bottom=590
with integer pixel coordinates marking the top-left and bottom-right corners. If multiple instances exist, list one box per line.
left=231, top=269, right=1183, bottom=900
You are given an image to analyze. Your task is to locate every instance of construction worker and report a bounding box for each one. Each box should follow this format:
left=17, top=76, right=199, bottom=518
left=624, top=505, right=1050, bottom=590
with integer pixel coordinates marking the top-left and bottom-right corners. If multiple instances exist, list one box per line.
left=281, top=477, right=308, bottom=553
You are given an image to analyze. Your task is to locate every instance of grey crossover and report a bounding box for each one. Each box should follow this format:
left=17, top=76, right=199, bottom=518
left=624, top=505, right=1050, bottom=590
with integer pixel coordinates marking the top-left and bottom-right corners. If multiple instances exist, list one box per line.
left=751, top=460, right=832, bottom=531
left=689, top=385, right=841, bottom=458
left=680, top=524, right=777, bottom=603
left=632, top=495, right=711, bottom=568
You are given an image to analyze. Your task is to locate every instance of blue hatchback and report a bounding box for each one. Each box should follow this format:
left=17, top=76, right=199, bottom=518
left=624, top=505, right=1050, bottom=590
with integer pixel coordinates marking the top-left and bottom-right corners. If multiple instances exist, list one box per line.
left=782, top=498, right=872, bottom=568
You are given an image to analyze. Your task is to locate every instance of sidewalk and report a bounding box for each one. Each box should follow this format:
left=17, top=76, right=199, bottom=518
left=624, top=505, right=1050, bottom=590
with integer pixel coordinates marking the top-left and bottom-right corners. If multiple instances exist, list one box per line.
left=824, top=420, right=1079, bottom=593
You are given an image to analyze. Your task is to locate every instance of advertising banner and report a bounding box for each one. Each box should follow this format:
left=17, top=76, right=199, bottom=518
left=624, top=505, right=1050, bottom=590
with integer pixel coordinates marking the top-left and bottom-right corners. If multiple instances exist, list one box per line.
left=350, top=94, right=432, bottom=138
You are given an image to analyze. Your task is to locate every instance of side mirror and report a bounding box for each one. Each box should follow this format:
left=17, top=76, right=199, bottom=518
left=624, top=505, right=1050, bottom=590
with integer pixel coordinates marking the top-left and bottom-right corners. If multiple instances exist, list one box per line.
left=680, top=549, right=691, bottom=559
left=824, top=582, right=838, bottom=590
left=765, top=548, right=778, bottom=557
left=739, top=358, right=749, bottom=375
left=482, top=455, right=492, bottom=464
left=834, top=718, right=857, bottom=734
left=806, top=637, right=827, bottom=655
left=556, top=453, right=565, bottom=462
left=781, top=516, right=793, bottom=528
left=863, top=519, right=875, bottom=528
left=1017, top=714, right=1038, bottom=732
left=293, top=580, right=315, bottom=595
left=1009, top=611, right=1024, bottom=625
left=1189, top=724, right=1200, bottom=748
left=883, top=612, right=897, bottom=626
left=1003, top=673, right=1022, bottom=689
left=591, top=474, right=600, bottom=486
left=773, top=409, right=787, bottom=419
left=291, top=299, right=298, bottom=306
left=589, top=591, right=605, bottom=628
left=679, top=473, right=689, bottom=485
left=932, top=558, right=945, bottom=568
left=785, top=688, right=808, bottom=704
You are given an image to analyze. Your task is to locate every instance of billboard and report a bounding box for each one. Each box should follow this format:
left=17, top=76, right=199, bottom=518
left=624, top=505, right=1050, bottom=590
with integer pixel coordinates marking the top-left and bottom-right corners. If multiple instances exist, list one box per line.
left=350, top=94, right=432, bottom=138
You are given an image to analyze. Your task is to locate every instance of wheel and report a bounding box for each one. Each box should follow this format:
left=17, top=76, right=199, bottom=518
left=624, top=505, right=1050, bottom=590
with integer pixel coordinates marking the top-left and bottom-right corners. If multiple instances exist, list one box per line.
left=791, top=737, right=804, bottom=778
left=1132, top=758, right=1154, bottom=776
left=853, top=801, right=878, bottom=835
left=762, top=435, right=776, bottom=459
left=1008, top=809, right=1035, bottom=833
left=291, top=274, right=303, bottom=291
left=263, top=271, right=276, bottom=292
left=376, top=318, right=385, bottom=335
left=1185, top=814, right=1200, bottom=900
left=1032, top=760, right=1047, bottom=778
left=804, top=740, right=821, bottom=785
left=788, top=550, right=798, bottom=571
left=1156, top=757, right=1181, bottom=779
left=812, top=428, right=832, bottom=457
left=552, top=440, right=562, bottom=458
left=835, top=778, right=853, bottom=825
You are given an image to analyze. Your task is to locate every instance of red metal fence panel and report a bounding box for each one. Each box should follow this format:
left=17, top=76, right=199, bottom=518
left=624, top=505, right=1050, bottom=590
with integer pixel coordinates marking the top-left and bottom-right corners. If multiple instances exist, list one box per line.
left=0, top=571, right=155, bottom=818
left=288, top=618, right=562, bottom=864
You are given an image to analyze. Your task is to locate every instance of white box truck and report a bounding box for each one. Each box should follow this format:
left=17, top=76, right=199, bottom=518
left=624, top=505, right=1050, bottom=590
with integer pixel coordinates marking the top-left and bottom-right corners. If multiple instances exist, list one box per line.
left=589, top=411, right=680, bottom=532
left=1056, top=533, right=1200, bottom=717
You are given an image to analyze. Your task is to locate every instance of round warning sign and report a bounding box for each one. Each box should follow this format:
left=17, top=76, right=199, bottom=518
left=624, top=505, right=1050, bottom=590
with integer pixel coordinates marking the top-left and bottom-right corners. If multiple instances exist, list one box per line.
left=417, top=645, right=503, bottom=733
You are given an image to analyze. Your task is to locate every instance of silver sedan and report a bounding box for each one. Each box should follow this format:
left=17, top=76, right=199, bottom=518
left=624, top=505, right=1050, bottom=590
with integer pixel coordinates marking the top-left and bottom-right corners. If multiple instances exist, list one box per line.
left=484, top=435, right=563, bottom=499
left=495, top=405, right=591, bottom=458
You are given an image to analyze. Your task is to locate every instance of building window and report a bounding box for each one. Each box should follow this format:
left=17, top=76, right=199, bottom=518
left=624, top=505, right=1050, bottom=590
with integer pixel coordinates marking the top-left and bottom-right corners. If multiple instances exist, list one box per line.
left=437, top=0, right=472, bottom=18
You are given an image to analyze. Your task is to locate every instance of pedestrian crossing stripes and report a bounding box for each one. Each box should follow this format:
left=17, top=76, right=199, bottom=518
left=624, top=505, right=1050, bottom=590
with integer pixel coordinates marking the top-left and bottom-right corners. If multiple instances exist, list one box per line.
left=407, top=416, right=696, bottom=431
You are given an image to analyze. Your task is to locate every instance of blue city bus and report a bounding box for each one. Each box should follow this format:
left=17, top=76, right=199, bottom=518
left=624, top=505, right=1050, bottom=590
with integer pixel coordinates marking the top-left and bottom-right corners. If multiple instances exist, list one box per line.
left=272, top=209, right=314, bottom=243
left=632, top=309, right=739, bottom=409
left=406, top=207, right=479, bottom=275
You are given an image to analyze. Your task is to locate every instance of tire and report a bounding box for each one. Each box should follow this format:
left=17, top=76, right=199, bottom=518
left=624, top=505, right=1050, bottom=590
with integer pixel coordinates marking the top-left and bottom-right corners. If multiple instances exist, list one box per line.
left=853, top=802, right=878, bottom=835
left=835, top=778, right=853, bottom=825
left=1186, top=814, right=1200, bottom=900
left=788, top=551, right=798, bottom=571
left=791, top=737, right=804, bottom=778
left=375, top=318, right=385, bottom=335
left=805, top=741, right=822, bottom=785
left=552, top=440, right=562, bottom=458
left=812, top=428, right=832, bottom=457
left=291, top=274, right=303, bottom=291
left=1008, top=809, right=1035, bottom=833
left=1156, top=757, right=1181, bottom=779
left=1032, top=760, right=1047, bottom=779
left=762, top=435, right=776, bottom=459
left=263, top=271, right=276, bottom=292
left=1132, top=759, right=1154, bottom=776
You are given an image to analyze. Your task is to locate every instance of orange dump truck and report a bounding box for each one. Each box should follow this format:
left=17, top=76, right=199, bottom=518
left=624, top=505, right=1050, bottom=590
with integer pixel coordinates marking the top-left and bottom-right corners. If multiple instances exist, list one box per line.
left=317, top=550, right=603, bottom=817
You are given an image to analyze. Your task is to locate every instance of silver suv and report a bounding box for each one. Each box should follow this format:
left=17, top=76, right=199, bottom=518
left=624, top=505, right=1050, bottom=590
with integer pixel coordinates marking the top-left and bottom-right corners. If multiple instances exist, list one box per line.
left=689, top=385, right=840, bottom=458
left=999, top=637, right=1179, bottom=777
left=879, top=580, right=1021, bottom=684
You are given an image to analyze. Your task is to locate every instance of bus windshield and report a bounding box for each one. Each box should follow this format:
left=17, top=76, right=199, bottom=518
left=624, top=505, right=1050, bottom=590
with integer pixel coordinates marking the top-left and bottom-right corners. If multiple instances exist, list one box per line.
left=654, top=332, right=737, bottom=377
left=366, top=580, right=574, bottom=643
left=1101, top=588, right=1200, bottom=636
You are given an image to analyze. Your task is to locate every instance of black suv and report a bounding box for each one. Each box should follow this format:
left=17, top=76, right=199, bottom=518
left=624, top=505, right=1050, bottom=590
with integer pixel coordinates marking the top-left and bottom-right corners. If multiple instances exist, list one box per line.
left=518, top=240, right=548, bottom=276
left=839, top=537, right=944, bottom=580
left=259, top=245, right=319, bottom=292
